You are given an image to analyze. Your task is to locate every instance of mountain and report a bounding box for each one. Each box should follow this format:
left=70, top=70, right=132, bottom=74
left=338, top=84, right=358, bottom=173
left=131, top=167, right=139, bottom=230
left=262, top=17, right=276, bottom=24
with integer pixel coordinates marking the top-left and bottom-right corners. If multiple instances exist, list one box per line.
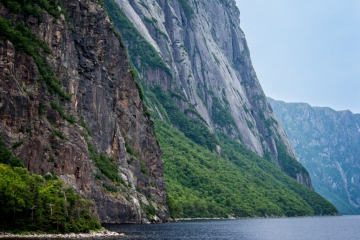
left=104, top=0, right=313, bottom=188
left=0, top=0, right=168, bottom=223
left=101, top=0, right=338, bottom=217
left=0, top=0, right=338, bottom=228
left=268, top=97, right=360, bottom=215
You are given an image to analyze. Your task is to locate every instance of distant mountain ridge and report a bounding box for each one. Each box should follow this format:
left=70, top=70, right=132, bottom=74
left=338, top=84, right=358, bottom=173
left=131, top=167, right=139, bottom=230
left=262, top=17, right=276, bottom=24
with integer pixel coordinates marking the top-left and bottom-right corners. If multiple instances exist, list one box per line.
left=268, top=97, right=360, bottom=214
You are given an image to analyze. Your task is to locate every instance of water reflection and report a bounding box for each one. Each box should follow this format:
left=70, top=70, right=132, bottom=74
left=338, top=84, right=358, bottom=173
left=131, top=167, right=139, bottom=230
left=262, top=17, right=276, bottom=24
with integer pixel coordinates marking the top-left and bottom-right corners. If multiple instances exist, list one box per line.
left=103, top=215, right=360, bottom=240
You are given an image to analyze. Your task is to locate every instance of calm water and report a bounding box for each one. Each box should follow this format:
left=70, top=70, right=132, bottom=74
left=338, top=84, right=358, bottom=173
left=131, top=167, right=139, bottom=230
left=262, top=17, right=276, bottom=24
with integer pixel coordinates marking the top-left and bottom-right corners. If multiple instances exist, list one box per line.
left=103, top=215, right=360, bottom=240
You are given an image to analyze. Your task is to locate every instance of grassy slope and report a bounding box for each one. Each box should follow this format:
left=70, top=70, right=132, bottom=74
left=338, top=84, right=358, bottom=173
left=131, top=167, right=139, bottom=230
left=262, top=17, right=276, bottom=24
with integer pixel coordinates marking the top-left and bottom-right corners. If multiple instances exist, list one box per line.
left=156, top=120, right=337, bottom=218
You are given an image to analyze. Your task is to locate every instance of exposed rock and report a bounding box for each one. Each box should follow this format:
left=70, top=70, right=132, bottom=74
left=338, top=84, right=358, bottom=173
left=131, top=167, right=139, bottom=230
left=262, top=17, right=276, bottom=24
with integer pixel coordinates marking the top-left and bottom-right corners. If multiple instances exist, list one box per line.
left=112, top=0, right=312, bottom=188
left=0, top=0, right=168, bottom=223
left=269, top=97, right=360, bottom=214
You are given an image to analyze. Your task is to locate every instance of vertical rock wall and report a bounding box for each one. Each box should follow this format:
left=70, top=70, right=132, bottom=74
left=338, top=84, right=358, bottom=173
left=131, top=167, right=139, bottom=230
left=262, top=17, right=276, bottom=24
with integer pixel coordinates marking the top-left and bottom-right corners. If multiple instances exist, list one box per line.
left=0, top=0, right=168, bottom=223
left=110, top=0, right=312, bottom=188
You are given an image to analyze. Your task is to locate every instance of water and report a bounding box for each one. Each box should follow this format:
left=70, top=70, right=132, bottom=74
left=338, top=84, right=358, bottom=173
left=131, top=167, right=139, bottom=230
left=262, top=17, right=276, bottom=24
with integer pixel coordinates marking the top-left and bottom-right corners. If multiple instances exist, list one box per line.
left=103, top=215, right=360, bottom=240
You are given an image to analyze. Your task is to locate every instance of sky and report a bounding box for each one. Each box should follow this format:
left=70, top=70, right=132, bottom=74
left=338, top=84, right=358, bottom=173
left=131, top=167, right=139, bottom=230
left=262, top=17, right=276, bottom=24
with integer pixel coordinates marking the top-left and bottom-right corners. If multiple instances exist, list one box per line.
left=235, top=0, right=360, bottom=113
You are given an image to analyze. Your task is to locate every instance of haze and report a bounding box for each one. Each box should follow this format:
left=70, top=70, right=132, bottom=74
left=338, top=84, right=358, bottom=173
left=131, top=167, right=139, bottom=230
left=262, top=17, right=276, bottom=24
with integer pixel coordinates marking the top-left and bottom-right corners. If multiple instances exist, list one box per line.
left=236, top=0, right=360, bottom=113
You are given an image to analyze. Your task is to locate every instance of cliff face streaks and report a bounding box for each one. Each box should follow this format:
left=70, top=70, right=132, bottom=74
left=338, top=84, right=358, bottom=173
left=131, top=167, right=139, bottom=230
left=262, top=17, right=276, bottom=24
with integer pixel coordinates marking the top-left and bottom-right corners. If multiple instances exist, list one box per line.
left=0, top=0, right=168, bottom=223
left=269, top=97, right=360, bottom=214
left=106, top=0, right=312, bottom=188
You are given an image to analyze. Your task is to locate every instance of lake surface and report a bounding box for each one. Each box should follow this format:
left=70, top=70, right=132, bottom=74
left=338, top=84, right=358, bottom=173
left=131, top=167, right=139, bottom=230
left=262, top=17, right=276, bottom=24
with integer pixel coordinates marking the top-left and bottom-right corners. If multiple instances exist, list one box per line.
left=103, top=215, right=360, bottom=240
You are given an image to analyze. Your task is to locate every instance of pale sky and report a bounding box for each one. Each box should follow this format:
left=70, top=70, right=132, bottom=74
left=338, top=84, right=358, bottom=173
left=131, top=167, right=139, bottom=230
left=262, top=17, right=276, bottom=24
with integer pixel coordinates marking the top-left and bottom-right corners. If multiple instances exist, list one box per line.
left=235, top=1, right=360, bottom=113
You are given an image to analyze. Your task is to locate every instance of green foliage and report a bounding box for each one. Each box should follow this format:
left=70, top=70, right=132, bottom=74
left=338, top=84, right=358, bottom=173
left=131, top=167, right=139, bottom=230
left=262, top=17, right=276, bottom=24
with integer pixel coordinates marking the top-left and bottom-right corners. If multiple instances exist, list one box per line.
left=50, top=102, right=76, bottom=124
left=0, top=137, right=24, bottom=168
left=166, top=194, right=181, bottom=219
left=102, top=0, right=171, bottom=76
left=0, top=0, right=65, bottom=21
left=211, top=96, right=237, bottom=131
left=152, top=86, right=219, bottom=151
left=241, top=49, right=250, bottom=57
left=12, top=140, right=24, bottom=149
left=178, top=0, right=195, bottom=19
left=139, top=2, right=149, bottom=11
left=124, top=138, right=138, bottom=158
left=184, top=108, right=208, bottom=125
left=52, top=129, right=66, bottom=140
left=196, top=87, right=207, bottom=107
left=276, top=140, right=310, bottom=180
left=38, top=102, right=46, bottom=116
left=140, top=161, right=148, bottom=176
left=257, top=111, right=276, bottom=135
left=155, top=120, right=338, bottom=218
left=103, top=183, right=118, bottom=192
left=130, top=69, right=137, bottom=78
left=143, top=16, right=168, bottom=40
left=94, top=173, right=102, bottom=181
left=169, top=90, right=188, bottom=103
left=97, top=0, right=104, bottom=8
left=217, top=133, right=338, bottom=216
left=136, top=81, right=144, bottom=101
left=145, top=203, right=156, bottom=218
left=143, top=110, right=151, bottom=119
left=91, top=153, right=122, bottom=184
left=0, top=164, right=101, bottom=233
left=79, top=118, right=92, bottom=136
left=0, top=18, right=71, bottom=101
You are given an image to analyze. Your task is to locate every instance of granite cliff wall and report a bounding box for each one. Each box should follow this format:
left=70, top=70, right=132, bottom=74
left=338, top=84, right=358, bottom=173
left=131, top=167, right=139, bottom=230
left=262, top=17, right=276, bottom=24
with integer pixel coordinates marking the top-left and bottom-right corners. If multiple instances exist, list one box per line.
left=0, top=0, right=168, bottom=223
left=107, top=0, right=313, bottom=188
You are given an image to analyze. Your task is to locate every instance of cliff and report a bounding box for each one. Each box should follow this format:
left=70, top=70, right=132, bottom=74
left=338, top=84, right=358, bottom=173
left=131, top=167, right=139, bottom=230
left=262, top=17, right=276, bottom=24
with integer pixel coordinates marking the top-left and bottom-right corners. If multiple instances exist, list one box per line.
left=0, top=0, right=168, bottom=223
left=268, top=98, right=360, bottom=214
left=103, top=0, right=313, bottom=188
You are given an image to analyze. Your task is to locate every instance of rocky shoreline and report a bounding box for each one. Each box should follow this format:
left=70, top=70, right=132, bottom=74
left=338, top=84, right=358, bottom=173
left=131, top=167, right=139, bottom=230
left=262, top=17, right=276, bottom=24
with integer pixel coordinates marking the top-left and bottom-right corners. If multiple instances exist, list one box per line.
left=0, top=230, right=124, bottom=239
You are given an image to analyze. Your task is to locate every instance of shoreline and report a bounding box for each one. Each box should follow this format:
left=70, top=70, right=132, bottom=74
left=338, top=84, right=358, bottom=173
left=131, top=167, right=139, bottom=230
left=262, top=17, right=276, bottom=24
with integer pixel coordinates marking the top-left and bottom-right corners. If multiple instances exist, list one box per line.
left=0, top=230, right=124, bottom=239
left=0, top=214, right=342, bottom=238
left=176, top=214, right=342, bottom=221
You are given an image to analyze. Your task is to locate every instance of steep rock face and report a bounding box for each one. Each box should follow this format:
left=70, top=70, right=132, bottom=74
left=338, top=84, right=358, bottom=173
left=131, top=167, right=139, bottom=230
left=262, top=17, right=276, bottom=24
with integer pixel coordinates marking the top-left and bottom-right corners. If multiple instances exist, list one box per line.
left=0, top=0, right=168, bottom=223
left=108, top=0, right=312, bottom=188
left=268, top=98, right=360, bottom=214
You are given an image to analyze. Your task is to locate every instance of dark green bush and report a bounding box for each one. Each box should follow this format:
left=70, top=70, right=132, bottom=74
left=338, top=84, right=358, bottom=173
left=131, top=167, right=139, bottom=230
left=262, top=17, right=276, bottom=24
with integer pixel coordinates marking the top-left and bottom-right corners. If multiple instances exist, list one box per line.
left=136, top=81, right=144, bottom=101
left=178, top=0, right=195, bottom=19
left=0, top=137, right=24, bottom=168
left=91, top=153, right=122, bottom=183
left=12, top=140, right=24, bottom=149
left=145, top=203, right=156, bottom=218
left=0, top=164, right=101, bottom=233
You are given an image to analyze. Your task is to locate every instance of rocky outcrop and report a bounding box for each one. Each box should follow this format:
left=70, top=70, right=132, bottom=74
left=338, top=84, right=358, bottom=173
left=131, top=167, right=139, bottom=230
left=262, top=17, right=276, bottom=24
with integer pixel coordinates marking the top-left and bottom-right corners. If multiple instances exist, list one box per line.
left=108, top=0, right=312, bottom=188
left=268, top=97, right=360, bottom=214
left=0, top=0, right=168, bottom=223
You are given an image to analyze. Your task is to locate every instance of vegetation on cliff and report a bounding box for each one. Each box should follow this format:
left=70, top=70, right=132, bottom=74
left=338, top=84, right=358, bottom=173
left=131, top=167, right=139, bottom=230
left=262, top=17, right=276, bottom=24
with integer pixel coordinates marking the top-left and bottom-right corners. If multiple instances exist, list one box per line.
left=0, top=0, right=71, bottom=101
left=156, top=120, right=337, bottom=218
left=0, top=139, right=101, bottom=233
left=101, top=0, right=171, bottom=76
left=99, top=0, right=338, bottom=218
